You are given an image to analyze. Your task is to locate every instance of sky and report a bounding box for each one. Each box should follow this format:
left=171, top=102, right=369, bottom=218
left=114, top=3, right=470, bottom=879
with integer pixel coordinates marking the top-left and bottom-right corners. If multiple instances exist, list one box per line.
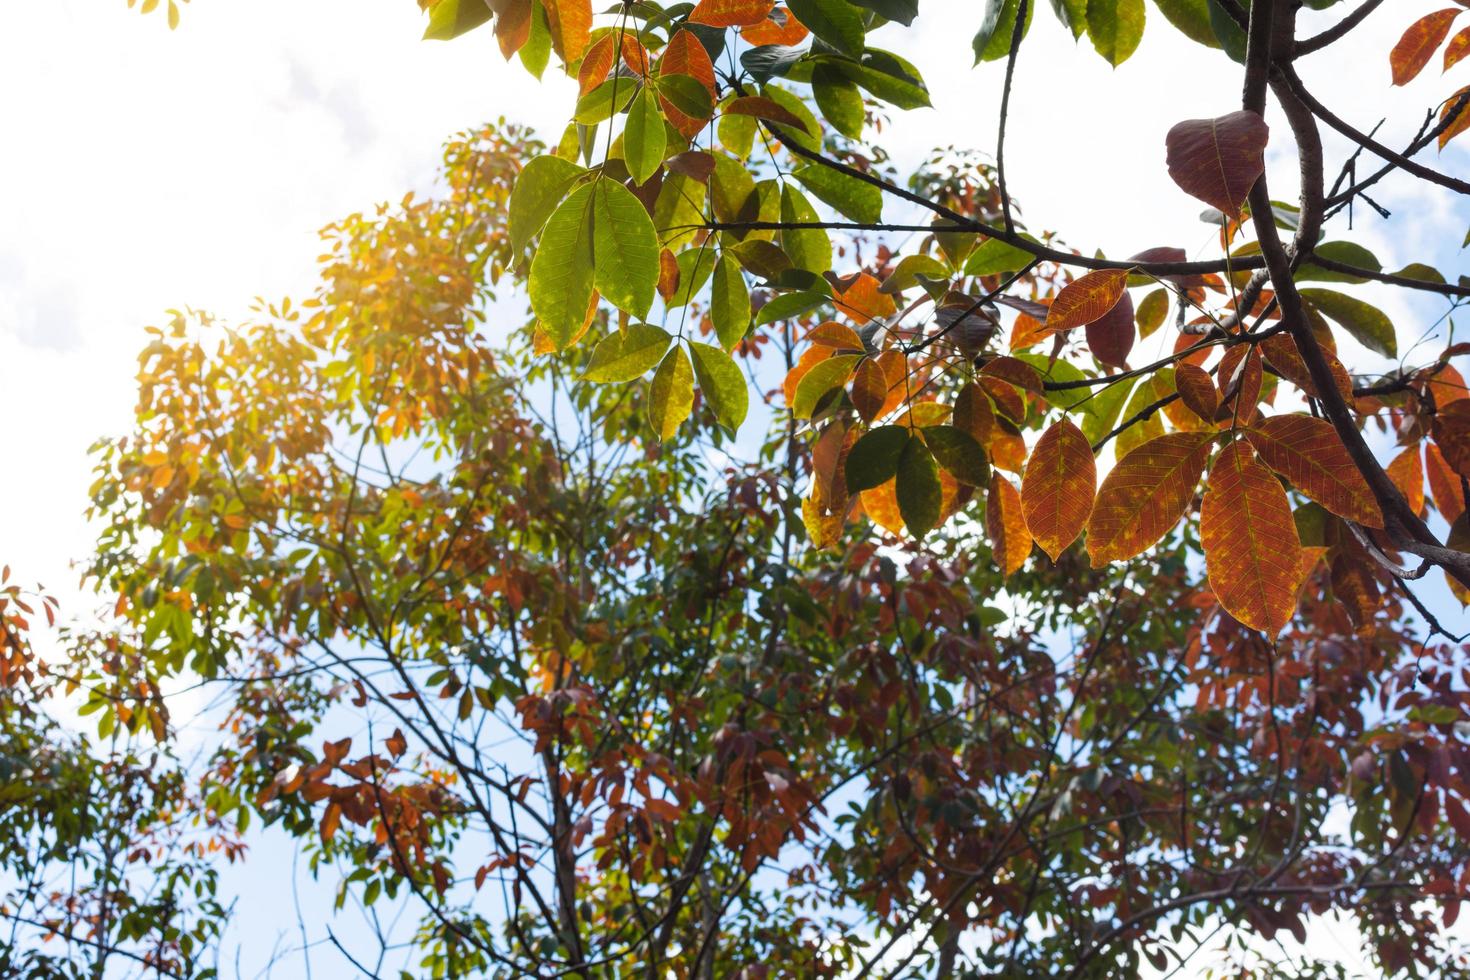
left=1, top=0, right=1468, bottom=976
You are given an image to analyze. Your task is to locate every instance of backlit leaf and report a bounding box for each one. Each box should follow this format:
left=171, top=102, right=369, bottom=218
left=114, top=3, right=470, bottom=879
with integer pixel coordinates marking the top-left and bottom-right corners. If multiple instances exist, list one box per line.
left=845, top=425, right=910, bottom=491
left=987, top=474, right=1032, bottom=575
left=1245, top=414, right=1382, bottom=527
left=793, top=353, right=860, bottom=418
left=744, top=6, right=811, bottom=45
left=1390, top=8, right=1461, bottom=85
left=1165, top=110, right=1269, bottom=215
left=923, top=425, right=989, bottom=486
left=1427, top=441, right=1467, bottom=522
left=1175, top=362, right=1218, bottom=421
left=974, top=0, right=1035, bottom=63
left=424, top=0, right=493, bottom=40
left=592, top=179, right=659, bottom=320
left=1085, top=289, right=1135, bottom=368
left=509, top=155, right=587, bottom=254
left=689, top=341, right=749, bottom=430
left=1021, top=418, right=1097, bottom=560
left=528, top=183, right=596, bottom=349
left=1433, top=401, right=1470, bottom=477
left=788, top=0, right=866, bottom=57
left=711, top=257, right=751, bottom=350
left=1298, top=288, right=1396, bottom=358
left=623, top=88, right=666, bottom=185
left=690, top=0, right=776, bottom=27
left=582, top=323, right=671, bottom=382
left=1201, top=440, right=1303, bottom=634
left=812, top=63, right=865, bottom=139
left=649, top=346, right=695, bottom=440
left=1046, top=270, right=1129, bottom=332
left=1088, top=431, right=1215, bottom=565
left=851, top=359, right=888, bottom=422
left=794, top=164, right=883, bottom=224
left=1135, top=287, right=1169, bottom=338
left=896, top=438, right=943, bottom=538
left=1087, top=0, right=1146, bottom=66
left=1387, top=444, right=1426, bottom=517
left=781, top=184, right=833, bottom=274
left=544, top=0, right=593, bottom=63
left=658, top=30, right=718, bottom=137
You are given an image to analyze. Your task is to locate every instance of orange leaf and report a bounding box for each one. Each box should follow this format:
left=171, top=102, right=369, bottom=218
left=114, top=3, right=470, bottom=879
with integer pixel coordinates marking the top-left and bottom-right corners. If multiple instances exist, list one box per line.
left=1045, top=270, right=1129, bottom=333
left=1426, top=362, right=1468, bottom=407
left=1439, top=85, right=1470, bottom=147
left=494, top=0, right=533, bottom=59
left=690, top=0, right=775, bottom=28
left=1020, top=419, right=1097, bottom=561
left=1214, top=345, right=1262, bottom=424
left=644, top=797, right=682, bottom=821
left=743, top=5, right=810, bottom=45
left=1446, top=23, right=1470, bottom=69
left=978, top=356, right=1044, bottom=394
left=987, top=474, right=1032, bottom=575
left=834, top=273, right=897, bottom=324
left=1201, top=440, right=1303, bottom=634
left=851, top=359, right=887, bottom=422
left=577, top=32, right=615, bottom=96
left=320, top=801, right=343, bottom=843
left=658, top=30, right=718, bottom=138
left=1433, top=400, right=1470, bottom=477
left=1245, top=414, right=1382, bottom=528
left=1009, top=311, right=1049, bottom=352
left=1175, top=362, right=1219, bottom=421
left=1259, top=332, right=1353, bottom=400
left=807, top=321, right=865, bottom=351
left=1387, top=444, right=1426, bottom=517
left=658, top=249, right=680, bottom=300
left=1426, top=441, right=1466, bottom=523
left=1087, top=432, right=1215, bottom=565
left=1391, top=8, right=1461, bottom=85
left=1330, top=550, right=1382, bottom=632
left=782, top=345, right=832, bottom=404
left=1165, top=110, right=1270, bottom=215
left=544, top=0, right=593, bottom=64
left=620, top=32, right=651, bottom=75
left=953, top=382, right=996, bottom=445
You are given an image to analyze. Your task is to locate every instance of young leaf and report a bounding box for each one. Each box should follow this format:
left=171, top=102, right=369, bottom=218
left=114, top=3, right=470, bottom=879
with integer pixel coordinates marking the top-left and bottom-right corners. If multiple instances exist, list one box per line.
left=592, top=180, right=660, bottom=321
left=1244, top=414, right=1382, bottom=528
left=1087, top=0, right=1146, bottom=67
left=846, top=425, right=910, bottom=491
left=649, top=346, right=695, bottom=440
left=1046, top=269, right=1129, bottom=332
left=987, top=474, right=1032, bottom=575
left=1021, top=418, right=1097, bottom=560
left=1087, top=431, right=1215, bottom=565
left=688, top=341, right=749, bottom=430
left=509, top=155, right=588, bottom=254
left=793, top=354, right=860, bottom=419
left=896, top=438, right=943, bottom=538
left=582, top=323, right=672, bottom=383
left=1297, top=288, right=1396, bottom=358
left=1201, top=440, right=1303, bottom=634
left=787, top=0, right=866, bottom=57
left=624, top=89, right=667, bottom=185
left=1390, top=8, right=1461, bottom=86
left=711, top=257, right=751, bottom=350
left=528, top=183, right=596, bottom=349
left=923, top=425, right=989, bottom=486
left=1165, top=110, right=1269, bottom=215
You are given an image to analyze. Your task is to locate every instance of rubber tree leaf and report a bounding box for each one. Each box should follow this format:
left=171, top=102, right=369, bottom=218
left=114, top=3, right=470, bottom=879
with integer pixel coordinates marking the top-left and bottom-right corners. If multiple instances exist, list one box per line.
left=688, top=341, right=749, bottom=430
left=923, top=425, right=989, bottom=486
left=1087, top=0, right=1146, bottom=66
left=846, top=425, right=910, bottom=491
left=987, top=474, right=1032, bottom=574
left=1165, top=110, right=1269, bottom=215
left=1151, top=0, right=1219, bottom=47
left=711, top=257, right=751, bottom=350
left=1045, top=269, right=1129, bottom=332
left=812, top=63, right=865, bottom=139
left=787, top=0, right=866, bottom=57
left=781, top=184, right=833, bottom=274
left=528, top=182, right=596, bottom=349
left=793, top=164, right=882, bottom=224
left=896, top=437, right=943, bottom=538
left=1298, top=288, right=1397, bottom=358
left=1245, top=414, right=1382, bottom=527
left=592, top=179, right=660, bottom=321
left=792, top=353, right=860, bottom=418
left=649, top=346, right=695, bottom=440
left=1201, top=440, right=1303, bottom=633
left=424, top=0, right=493, bottom=40
left=509, top=155, right=588, bottom=254
left=1087, top=431, right=1215, bottom=564
left=974, top=0, right=1035, bottom=63
left=582, top=323, right=672, bottom=383
left=623, top=88, right=667, bottom=185
left=850, top=0, right=919, bottom=25
left=1021, top=418, right=1097, bottom=560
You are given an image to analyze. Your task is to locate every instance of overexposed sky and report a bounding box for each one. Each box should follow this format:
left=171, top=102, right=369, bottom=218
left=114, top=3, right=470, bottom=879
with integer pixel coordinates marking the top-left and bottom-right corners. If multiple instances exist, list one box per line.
left=1, top=0, right=1467, bottom=975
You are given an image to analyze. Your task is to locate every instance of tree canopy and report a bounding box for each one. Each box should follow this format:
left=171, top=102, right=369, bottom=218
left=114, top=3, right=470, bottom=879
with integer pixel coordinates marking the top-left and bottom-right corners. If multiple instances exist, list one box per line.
left=8, top=0, right=1470, bottom=976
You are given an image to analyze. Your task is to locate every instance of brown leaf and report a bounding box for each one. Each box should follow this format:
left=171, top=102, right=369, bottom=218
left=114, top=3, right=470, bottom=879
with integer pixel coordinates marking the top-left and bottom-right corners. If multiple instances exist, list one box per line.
left=1021, top=419, right=1097, bottom=561
left=1433, top=400, right=1470, bottom=477
left=1085, top=290, right=1135, bottom=368
left=1175, top=362, right=1219, bottom=421
left=1426, top=441, right=1466, bottom=523
left=1446, top=23, right=1470, bottom=69
left=987, top=475, right=1032, bottom=575
left=1245, top=414, right=1383, bottom=528
left=1087, top=432, right=1215, bottom=565
left=1045, top=270, right=1129, bottom=333
left=851, top=359, right=887, bottom=422
left=657, top=249, right=680, bottom=300
left=1165, top=110, right=1270, bottom=215
left=722, top=95, right=813, bottom=134
left=1387, top=444, right=1426, bottom=517
left=1201, top=440, right=1303, bottom=634
left=1438, top=85, right=1470, bottom=147
left=1391, top=8, right=1462, bottom=85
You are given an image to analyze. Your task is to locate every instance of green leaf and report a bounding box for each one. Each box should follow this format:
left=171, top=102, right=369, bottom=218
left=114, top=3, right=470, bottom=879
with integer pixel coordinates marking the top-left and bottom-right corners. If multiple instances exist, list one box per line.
left=668, top=247, right=717, bottom=308
left=880, top=253, right=951, bottom=294
left=1298, top=288, right=1397, bottom=358
left=850, top=0, right=918, bottom=25
left=741, top=44, right=808, bottom=85
left=812, top=64, right=865, bottom=139
left=922, top=426, right=989, bottom=485
left=794, top=164, right=882, bottom=224
left=423, top=0, right=492, bottom=40
left=528, top=183, right=596, bottom=349
left=755, top=289, right=829, bottom=326
left=582, top=324, right=672, bottom=383
left=520, top=0, right=552, bottom=77
left=787, top=0, right=866, bottom=57
left=509, top=155, right=588, bottom=255
left=727, top=239, right=794, bottom=280
left=1079, top=376, right=1137, bottom=445
left=781, top=185, right=833, bottom=275
left=718, top=101, right=757, bottom=159
left=846, top=425, right=911, bottom=491
left=711, top=257, right=750, bottom=350
left=1152, top=0, right=1220, bottom=47
left=1390, top=262, right=1446, bottom=285
left=1050, top=0, right=1089, bottom=38
left=1297, top=241, right=1381, bottom=284
left=760, top=85, right=824, bottom=150
left=649, top=346, right=695, bottom=440
left=592, top=179, right=660, bottom=321
left=711, top=152, right=759, bottom=224
left=831, top=50, right=930, bottom=109
left=963, top=236, right=1037, bottom=276
left=688, top=341, right=749, bottom=430
left=974, top=0, right=1034, bottom=64
left=624, top=89, right=666, bottom=185
left=793, top=354, right=861, bottom=419
left=575, top=78, right=640, bottom=125
left=1087, top=0, right=1146, bottom=66
left=656, top=74, right=714, bottom=120
left=1207, top=0, right=1247, bottom=62
left=896, top=437, right=943, bottom=537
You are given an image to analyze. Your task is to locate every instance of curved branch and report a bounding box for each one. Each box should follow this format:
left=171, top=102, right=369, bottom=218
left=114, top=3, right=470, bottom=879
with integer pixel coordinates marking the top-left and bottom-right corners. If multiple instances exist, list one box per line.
left=1294, top=0, right=1387, bottom=58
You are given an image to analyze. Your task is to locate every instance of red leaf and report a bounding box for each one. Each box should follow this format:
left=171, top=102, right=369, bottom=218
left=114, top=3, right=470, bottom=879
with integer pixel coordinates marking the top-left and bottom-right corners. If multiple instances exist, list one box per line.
left=722, top=95, right=813, bottom=134
left=1433, top=400, right=1470, bottom=477
left=1390, top=8, right=1462, bottom=85
left=987, top=474, right=1032, bottom=575
left=1045, top=270, right=1129, bottom=333
left=978, top=356, right=1044, bottom=394
left=1426, top=441, right=1467, bottom=523
left=1087, top=432, right=1215, bottom=565
left=690, top=0, right=775, bottom=27
left=1201, top=440, right=1303, bottom=634
left=1165, top=110, right=1270, bottom=215
left=1021, top=419, right=1097, bottom=560
left=1176, top=362, right=1219, bottom=421
left=1085, top=289, right=1135, bottom=368
left=577, top=32, right=616, bottom=96
left=1245, top=414, right=1382, bottom=528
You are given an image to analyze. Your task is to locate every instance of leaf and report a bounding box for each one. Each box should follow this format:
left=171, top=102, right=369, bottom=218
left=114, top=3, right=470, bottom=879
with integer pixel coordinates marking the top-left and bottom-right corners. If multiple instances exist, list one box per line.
left=741, top=43, right=808, bottom=84
left=846, top=425, right=910, bottom=491
left=592, top=180, right=660, bottom=321
left=1298, top=288, right=1396, bottom=358
left=1152, top=0, right=1220, bottom=48
left=544, top=0, right=593, bottom=63
left=1021, top=419, right=1097, bottom=560
left=964, top=236, right=1036, bottom=276
left=657, top=74, right=715, bottom=120
left=1449, top=515, right=1470, bottom=605
left=623, top=89, right=666, bottom=185
left=582, top=323, right=672, bottom=382
left=649, top=346, right=695, bottom=440
left=896, top=438, right=943, bottom=538
left=974, top=0, right=1035, bottom=63
left=1046, top=270, right=1129, bottom=332
left=812, top=64, right=865, bottom=140
left=1427, top=441, right=1467, bottom=523
left=1447, top=24, right=1470, bottom=70
left=577, top=33, right=616, bottom=96
left=745, top=6, right=812, bottom=45
left=824, top=49, right=931, bottom=109
left=1165, top=110, right=1270, bottom=215
left=807, top=321, right=865, bottom=350
left=851, top=359, right=888, bottom=422
left=659, top=30, right=718, bottom=138
left=1434, top=401, right=1470, bottom=478
left=850, top=0, right=918, bottom=24
left=787, top=0, right=866, bottom=57
left=1086, top=290, right=1135, bottom=368
left=1087, top=0, right=1146, bottom=66
left=923, top=425, right=989, bottom=486
left=1244, top=415, right=1382, bottom=528
left=690, top=0, right=776, bottom=27
left=424, top=0, right=494, bottom=40
left=987, top=474, right=1032, bottom=575
left=1175, top=362, right=1218, bottom=421
left=1297, top=240, right=1382, bottom=284
left=528, top=183, right=596, bottom=349
left=1387, top=444, right=1426, bottom=517
left=1201, top=440, right=1303, bottom=634
left=792, top=353, right=860, bottom=418
left=1391, top=8, right=1461, bottom=85
left=1050, top=0, right=1088, bottom=38
left=1087, top=431, right=1215, bottom=565
left=1439, top=86, right=1470, bottom=148
left=509, top=155, right=588, bottom=254
left=781, top=185, right=833, bottom=275
left=688, top=341, right=749, bottom=430
left=722, top=95, right=813, bottom=134
left=711, top=258, right=751, bottom=350
left=1135, top=288, right=1169, bottom=338
left=793, top=164, right=882, bottom=225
